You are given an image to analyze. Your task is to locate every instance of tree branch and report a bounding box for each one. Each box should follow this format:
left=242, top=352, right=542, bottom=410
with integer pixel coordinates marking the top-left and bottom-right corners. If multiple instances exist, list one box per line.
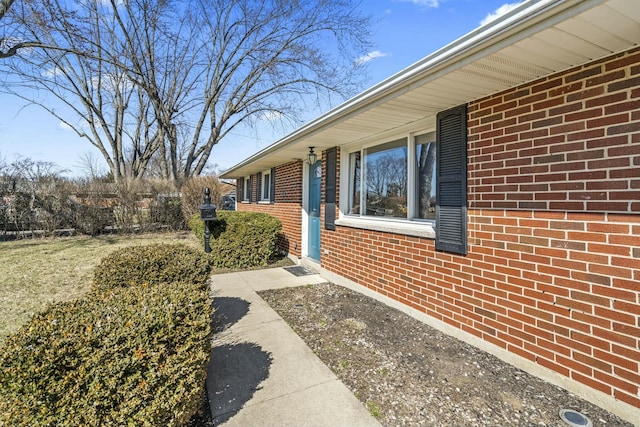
left=0, top=0, right=16, bottom=21
left=0, top=40, right=71, bottom=58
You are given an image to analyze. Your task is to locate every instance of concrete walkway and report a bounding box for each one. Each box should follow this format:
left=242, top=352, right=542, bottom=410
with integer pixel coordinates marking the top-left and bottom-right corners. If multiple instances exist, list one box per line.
left=206, top=267, right=382, bottom=427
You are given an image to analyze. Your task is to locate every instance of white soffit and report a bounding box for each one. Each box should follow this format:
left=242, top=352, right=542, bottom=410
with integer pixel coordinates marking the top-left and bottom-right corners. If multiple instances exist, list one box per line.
left=221, top=0, right=640, bottom=178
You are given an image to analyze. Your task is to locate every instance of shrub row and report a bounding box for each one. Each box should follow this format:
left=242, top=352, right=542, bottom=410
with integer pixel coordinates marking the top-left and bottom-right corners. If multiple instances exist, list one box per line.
left=0, top=179, right=186, bottom=237
left=188, top=211, right=282, bottom=269
left=0, top=244, right=213, bottom=426
left=93, top=243, right=211, bottom=292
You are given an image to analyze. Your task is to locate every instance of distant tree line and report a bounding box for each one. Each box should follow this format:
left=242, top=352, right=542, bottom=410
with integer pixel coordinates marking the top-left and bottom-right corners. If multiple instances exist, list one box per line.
left=0, top=154, right=224, bottom=238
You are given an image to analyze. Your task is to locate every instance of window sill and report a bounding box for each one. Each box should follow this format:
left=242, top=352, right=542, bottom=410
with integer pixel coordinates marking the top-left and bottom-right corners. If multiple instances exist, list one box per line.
left=335, top=217, right=435, bottom=239
left=241, top=200, right=250, bottom=203
left=258, top=200, right=271, bottom=204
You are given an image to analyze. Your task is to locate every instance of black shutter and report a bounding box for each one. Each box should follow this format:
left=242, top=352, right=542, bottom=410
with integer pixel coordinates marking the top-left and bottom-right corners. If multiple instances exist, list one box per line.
left=436, top=104, right=468, bottom=255
left=248, top=176, right=253, bottom=202
left=270, top=167, right=276, bottom=204
left=325, top=147, right=337, bottom=230
left=256, top=172, right=262, bottom=201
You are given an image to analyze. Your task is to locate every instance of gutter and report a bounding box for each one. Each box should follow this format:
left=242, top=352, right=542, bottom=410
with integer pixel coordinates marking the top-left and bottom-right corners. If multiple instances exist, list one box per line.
left=220, top=0, right=601, bottom=178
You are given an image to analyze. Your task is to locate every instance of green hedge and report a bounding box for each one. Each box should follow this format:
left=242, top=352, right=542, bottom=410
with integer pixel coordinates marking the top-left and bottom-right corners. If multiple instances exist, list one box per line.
left=0, top=281, right=211, bottom=426
left=93, top=243, right=211, bottom=292
left=189, top=211, right=282, bottom=269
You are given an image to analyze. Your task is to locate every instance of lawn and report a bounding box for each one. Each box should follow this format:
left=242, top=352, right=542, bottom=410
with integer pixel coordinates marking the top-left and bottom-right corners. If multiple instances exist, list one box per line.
left=0, top=232, right=201, bottom=343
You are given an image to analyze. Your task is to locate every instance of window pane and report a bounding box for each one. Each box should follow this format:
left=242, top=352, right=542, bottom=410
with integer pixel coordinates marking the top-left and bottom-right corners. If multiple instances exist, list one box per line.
left=262, top=173, right=270, bottom=200
left=416, top=133, right=436, bottom=220
left=364, top=138, right=407, bottom=218
left=348, top=151, right=361, bottom=214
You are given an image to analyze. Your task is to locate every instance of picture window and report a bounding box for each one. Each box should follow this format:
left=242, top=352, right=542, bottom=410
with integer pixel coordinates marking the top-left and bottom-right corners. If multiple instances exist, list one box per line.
left=348, top=132, right=436, bottom=221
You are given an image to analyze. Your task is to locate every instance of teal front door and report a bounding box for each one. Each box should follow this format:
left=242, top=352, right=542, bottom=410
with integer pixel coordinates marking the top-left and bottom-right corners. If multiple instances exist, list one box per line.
left=308, top=161, right=322, bottom=260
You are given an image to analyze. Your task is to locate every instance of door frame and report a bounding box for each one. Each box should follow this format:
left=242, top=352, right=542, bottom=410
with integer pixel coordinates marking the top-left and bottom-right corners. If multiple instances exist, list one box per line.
left=301, top=160, right=322, bottom=261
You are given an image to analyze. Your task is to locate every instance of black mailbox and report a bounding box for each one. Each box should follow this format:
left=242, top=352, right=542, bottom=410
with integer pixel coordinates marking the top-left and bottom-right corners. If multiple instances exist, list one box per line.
left=199, top=188, right=217, bottom=253
left=200, top=187, right=217, bottom=221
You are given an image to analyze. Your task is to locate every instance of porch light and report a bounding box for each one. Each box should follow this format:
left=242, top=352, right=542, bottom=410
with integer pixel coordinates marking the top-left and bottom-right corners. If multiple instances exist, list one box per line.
left=307, top=147, right=317, bottom=165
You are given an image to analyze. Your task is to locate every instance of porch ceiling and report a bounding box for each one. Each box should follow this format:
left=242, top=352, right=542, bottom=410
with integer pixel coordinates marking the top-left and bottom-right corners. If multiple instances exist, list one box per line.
left=221, top=0, right=640, bottom=179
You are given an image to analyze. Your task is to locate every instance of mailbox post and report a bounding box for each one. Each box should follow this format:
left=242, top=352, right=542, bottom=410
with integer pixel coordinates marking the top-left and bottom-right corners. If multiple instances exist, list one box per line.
left=199, top=187, right=217, bottom=253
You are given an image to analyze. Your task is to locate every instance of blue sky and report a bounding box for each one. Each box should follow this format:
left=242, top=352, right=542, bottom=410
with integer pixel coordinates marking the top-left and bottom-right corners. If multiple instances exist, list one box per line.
left=0, top=0, right=523, bottom=177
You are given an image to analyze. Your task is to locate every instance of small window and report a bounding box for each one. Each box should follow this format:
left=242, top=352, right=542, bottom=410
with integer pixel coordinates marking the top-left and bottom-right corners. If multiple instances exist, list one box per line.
left=416, top=133, right=437, bottom=220
left=261, top=170, right=271, bottom=201
left=348, top=151, right=361, bottom=214
left=243, top=176, right=250, bottom=201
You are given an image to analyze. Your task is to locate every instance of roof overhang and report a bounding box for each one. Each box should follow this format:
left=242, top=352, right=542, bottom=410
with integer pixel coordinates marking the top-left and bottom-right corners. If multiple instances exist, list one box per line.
left=221, top=0, right=640, bottom=179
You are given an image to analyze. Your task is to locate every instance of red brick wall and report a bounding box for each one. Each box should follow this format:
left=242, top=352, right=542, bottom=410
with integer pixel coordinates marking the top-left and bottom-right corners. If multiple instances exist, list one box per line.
left=321, top=47, right=640, bottom=410
left=237, top=160, right=303, bottom=257
left=276, top=161, right=304, bottom=204
left=468, top=48, right=640, bottom=213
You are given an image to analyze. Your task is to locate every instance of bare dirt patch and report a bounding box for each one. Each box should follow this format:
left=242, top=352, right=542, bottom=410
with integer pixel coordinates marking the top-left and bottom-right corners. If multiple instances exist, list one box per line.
left=259, top=282, right=634, bottom=427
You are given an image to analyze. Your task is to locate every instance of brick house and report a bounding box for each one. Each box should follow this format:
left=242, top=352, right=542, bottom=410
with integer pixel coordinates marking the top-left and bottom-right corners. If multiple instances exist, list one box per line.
left=220, top=0, right=640, bottom=422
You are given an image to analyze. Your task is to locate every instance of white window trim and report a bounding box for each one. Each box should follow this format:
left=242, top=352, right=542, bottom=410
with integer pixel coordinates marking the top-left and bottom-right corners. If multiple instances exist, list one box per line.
left=338, top=128, right=436, bottom=239
left=335, top=216, right=435, bottom=238
left=407, top=133, right=417, bottom=219
left=260, top=169, right=271, bottom=202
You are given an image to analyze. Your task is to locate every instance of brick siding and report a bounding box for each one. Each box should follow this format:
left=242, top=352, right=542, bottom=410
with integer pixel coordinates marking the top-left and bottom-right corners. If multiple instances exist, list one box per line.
left=235, top=47, right=640, bottom=414
left=321, top=47, right=640, bottom=410
left=237, top=160, right=303, bottom=257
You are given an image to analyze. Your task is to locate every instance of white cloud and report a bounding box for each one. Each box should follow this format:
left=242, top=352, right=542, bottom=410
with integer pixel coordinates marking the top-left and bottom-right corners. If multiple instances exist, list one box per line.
left=95, top=0, right=125, bottom=6
left=88, top=73, right=134, bottom=93
left=480, top=2, right=526, bottom=26
left=41, top=67, right=64, bottom=78
left=260, top=111, right=283, bottom=122
left=355, top=50, right=388, bottom=67
left=59, top=121, right=73, bottom=131
left=398, top=0, right=439, bottom=7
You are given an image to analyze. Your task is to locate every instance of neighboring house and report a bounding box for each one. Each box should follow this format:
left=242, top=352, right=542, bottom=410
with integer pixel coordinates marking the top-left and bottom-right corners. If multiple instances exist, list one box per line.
left=218, top=181, right=237, bottom=210
left=220, top=0, right=640, bottom=421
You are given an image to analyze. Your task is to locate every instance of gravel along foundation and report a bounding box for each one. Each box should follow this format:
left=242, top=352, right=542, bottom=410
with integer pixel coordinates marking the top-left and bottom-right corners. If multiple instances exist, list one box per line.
left=259, top=282, right=634, bottom=427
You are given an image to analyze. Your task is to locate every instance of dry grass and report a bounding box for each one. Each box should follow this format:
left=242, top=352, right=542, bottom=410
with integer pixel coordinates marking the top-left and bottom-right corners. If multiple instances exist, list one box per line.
left=0, top=232, right=201, bottom=343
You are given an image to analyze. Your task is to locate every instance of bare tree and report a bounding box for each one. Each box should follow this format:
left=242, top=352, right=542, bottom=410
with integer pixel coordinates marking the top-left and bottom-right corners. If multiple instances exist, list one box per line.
left=2, top=0, right=164, bottom=183
left=1, top=0, right=372, bottom=185
left=1, top=0, right=81, bottom=58
left=107, top=0, right=372, bottom=182
left=418, top=141, right=436, bottom=219
left=365, top=151, right=408, bottom=216
left=76, top=151, right=108, bottom=181
left=1, top=0, right=29, bottom=58
left=0, top=0, right=15, bottom=21
left=0, top=155, right=71, bottom=233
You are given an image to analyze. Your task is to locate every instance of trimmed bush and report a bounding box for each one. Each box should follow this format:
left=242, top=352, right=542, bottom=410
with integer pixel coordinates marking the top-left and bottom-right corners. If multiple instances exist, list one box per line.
left=0, top=281, right=212, bottom=426
left=187, top=213, right=206, bottom=242
left=93, top=243, right=211, bottom=292
left=189, top=211, right=282, bottom=269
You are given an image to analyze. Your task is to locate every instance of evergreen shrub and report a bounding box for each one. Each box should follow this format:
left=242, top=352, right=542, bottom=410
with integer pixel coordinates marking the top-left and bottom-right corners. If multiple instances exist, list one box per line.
left=93, top=243, right=211, bottom=292
left=188, top=211, right=282, bottom=269
left=0, top=281, right=212, bottom=426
